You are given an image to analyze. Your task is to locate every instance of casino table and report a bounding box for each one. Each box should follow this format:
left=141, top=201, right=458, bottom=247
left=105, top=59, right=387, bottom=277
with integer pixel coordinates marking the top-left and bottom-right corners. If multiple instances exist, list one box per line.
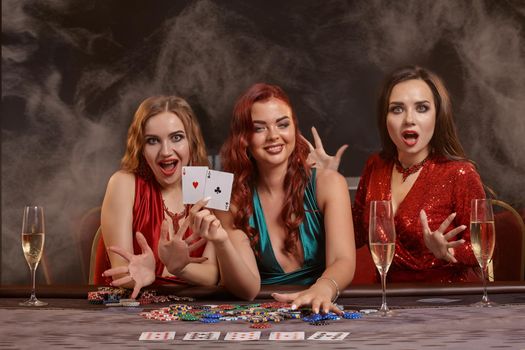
left=1, top=282, right=525, bottom=349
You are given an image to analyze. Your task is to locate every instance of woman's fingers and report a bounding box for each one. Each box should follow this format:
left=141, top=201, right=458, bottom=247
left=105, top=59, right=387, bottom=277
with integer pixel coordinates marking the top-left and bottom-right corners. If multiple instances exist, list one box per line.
left=444, top=251, right=458, bottom=263
left=189, top=256, right=208, bottom=263
left=301, top=134, right=315, bottom=152
left=189, top=197, right=211, bottom=220
left=110, top=274, right=133, bottom=287
left=311, top=126, right=325, bottom=150
left=131, top=282, right=142, bottom=299
left=174, top=217, right=191, bottom=239
left=187, top=238, right=207, bottom=252
left=310, top=297, right=322, bottom=314
left=329, top=302, right=343, bottom=315
left=419, top=210, right=431, bottom=235
left=443, top=225, right=466, bottom=241
left=160, top=220, right=170, bottom=243
left=271, top=292, right=298, bottom=304
left=135, top=231, right=152, bottom=255
left=334, top=144, right=349, bottom=161
left=102, top=266, right=128, bottom=277
left=438, top=212, right=456, bottom=233
left=447, top=239, right=465, bottom=249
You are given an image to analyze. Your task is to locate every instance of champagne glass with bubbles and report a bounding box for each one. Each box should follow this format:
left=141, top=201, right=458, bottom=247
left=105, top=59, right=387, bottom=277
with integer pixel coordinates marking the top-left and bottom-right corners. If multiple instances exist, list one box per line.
left=369, top=200, right=396, bottom=316
left=470, top=199, right=497, bottom=307
left=19, top=206, right=47, bottom=306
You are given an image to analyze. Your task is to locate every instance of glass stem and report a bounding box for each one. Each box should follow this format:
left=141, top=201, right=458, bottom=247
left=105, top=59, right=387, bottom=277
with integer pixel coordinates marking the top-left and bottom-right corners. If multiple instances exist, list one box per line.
left=481, top=264, right=489, bottom=304
left=30, top=266, right=37, bottom=300
left=380, top=271, right=388, bottom=312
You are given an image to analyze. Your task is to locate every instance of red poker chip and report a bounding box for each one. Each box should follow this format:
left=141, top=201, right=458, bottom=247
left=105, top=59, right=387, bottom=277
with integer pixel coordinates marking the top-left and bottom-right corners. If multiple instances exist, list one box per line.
left=250, top=322, right=271, bottom=329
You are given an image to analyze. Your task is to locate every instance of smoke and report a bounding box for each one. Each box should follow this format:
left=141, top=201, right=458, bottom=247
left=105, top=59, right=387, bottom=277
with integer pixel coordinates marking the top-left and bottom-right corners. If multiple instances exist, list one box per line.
left=1, top=0, right=311, bottom=283
left=2, top=0, right=524, bottom=284
left=348, top=0, right=525, bottom=203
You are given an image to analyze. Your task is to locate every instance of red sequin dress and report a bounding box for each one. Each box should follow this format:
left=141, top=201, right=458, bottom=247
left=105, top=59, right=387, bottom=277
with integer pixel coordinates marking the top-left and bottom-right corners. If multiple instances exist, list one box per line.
left=93, top=175, right=205, bottom=284
left=353, top=154, right=484, bottom=283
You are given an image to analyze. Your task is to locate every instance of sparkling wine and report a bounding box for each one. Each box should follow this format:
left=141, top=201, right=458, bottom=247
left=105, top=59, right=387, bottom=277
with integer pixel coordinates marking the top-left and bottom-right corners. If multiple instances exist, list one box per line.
left=370, top=242, right=395, bottom=273
left=22, top=233, right=45, bottom=268
left=470, top=221, right=495, bottom=268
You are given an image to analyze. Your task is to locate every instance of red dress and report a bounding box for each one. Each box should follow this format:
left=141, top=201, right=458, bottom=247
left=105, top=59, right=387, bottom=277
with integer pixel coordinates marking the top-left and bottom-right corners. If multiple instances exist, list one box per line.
left=93, top=175, right=205, bottom=285
left=353, top=154, right=484, bottom=283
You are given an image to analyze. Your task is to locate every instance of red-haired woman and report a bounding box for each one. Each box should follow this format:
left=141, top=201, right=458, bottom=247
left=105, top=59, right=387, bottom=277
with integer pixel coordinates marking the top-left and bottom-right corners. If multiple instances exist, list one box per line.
left=99, top=96, right=219, bottom=298
left=189, top=83, right=356, bottom=313
left=318, top=66, right=484, bottom=283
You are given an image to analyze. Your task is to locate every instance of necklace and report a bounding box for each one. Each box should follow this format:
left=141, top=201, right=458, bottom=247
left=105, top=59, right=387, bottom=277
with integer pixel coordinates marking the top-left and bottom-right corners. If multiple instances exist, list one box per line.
left=163, top=201, right=188, bottom=234
left=395, top=157, right=428, bottom=182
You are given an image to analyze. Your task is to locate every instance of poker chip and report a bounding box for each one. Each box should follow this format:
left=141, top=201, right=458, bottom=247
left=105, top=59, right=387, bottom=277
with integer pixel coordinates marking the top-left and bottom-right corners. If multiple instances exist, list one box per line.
left=343, top=312, right=362, bottom=319
left=250, top=322, right=271, bottom=329
left=200, top=318, right=221, bottom=323
left=181, top=314, right=200, bottom=321
left=302, top=313, right=323, bottom=322
left=321, top=312, right=341, bottom=320
left=121, top=301, right=140, bottom=307
left=359, top=309, right=378, bottom=314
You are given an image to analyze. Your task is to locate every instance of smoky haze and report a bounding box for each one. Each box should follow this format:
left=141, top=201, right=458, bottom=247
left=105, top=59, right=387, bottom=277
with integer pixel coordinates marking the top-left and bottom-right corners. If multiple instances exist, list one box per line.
left=2, top=0, right=524, bottom=284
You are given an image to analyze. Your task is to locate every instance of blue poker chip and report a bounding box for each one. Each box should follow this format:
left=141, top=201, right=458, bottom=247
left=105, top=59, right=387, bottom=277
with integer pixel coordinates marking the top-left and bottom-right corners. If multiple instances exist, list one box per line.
left=342, top=312, right=362, bottom=319
left=322, top=313, right=340, bottom=320
left=200, top=318, right=220, bottom=323
left=202, top=313, right=222, bottom=319
left=302, top=313, right=323, bottom=322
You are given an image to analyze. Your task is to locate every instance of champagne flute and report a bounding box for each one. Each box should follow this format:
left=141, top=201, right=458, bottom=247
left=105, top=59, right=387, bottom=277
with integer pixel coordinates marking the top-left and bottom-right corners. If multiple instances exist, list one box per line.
left=470, top=199, right=496, bottom=307
left=369, top=200, right=396, bottom=316
left=19, top=206, right=48, bottom=306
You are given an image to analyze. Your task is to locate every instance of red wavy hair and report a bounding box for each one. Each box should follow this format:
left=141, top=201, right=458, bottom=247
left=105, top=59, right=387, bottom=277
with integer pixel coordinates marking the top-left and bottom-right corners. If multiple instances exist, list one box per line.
left=220, top=83, right=311, bottom=257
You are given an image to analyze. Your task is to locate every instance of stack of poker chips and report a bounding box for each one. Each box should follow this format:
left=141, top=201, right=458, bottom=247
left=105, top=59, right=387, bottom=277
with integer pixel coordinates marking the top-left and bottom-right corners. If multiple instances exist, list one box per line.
left=139, top=302, right=363, bottom=328
left=87, top=287, right=195, bottom=307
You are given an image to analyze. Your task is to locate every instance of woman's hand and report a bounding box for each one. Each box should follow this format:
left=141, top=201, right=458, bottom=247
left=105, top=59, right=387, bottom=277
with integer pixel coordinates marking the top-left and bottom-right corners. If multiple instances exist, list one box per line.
left=302, top=126, right=348, bottom=171
left=189, top=198, right=229, bottom=243
left=420, top=210, right=466, bottom=263
left=271, top=281, right=341, bottom=314
left=102, top=232, right=155, bottom=299
left=158, top=218, right=208, bottom=275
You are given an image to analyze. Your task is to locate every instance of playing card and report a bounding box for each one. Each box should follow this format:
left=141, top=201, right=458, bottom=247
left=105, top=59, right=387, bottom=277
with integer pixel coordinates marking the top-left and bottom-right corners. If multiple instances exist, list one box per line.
left=182, top=166, right=208, bottom=204
left=224, top=331, right=261, bottom=341
left=183, top=332, right=220, bottom=341
left=307, top=332, right=349, bottom=340
left=269, top=332, right=305, bottom=340
left=139, top=331, right=176, bottom=340
left=203, top=169, right=234, bottom=211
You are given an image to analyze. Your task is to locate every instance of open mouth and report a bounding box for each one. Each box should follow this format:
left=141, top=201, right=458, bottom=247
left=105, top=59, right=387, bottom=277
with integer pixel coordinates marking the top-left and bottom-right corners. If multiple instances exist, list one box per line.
left=401, top=130, right=419, bottom=146
left=264, top=144, right=284, bottom=154
left=158, top=159, right=179, bottom=175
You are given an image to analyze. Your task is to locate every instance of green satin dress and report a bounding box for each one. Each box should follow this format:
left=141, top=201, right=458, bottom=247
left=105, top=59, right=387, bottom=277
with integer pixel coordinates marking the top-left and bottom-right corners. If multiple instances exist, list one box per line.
left=249, top=169, right=325, bottom=285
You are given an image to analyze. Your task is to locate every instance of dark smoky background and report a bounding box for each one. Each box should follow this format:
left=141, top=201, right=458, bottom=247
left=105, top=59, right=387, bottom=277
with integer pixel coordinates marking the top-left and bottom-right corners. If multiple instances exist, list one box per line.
left=2, top=0, right=524, bottom=284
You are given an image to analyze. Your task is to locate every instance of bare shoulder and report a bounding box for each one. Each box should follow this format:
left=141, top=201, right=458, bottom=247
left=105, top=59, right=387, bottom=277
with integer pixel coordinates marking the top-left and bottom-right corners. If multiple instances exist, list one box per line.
left=315, top=168, right=351, bottom=210
left=105, top=170, right=136, bottom=201
left=108, top=170, right=135, bottom=189
left=315, top=168, right=348, bottom=191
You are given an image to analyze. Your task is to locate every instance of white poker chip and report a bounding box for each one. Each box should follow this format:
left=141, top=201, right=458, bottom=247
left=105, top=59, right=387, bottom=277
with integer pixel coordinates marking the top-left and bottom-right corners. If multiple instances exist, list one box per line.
left=105, top=303, right=122, bottom=307
left=359, top=309, right=378, bottom=314
left=122, top=301, right=140, bottom=307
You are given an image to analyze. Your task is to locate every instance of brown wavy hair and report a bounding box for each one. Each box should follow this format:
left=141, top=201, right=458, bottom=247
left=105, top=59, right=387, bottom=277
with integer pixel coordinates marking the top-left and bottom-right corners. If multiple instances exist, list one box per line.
left=121, top=96, right=209, bottom=178
left=377, top=66, right=467, bottom=161
left=220, top=83, right=311, bottom=257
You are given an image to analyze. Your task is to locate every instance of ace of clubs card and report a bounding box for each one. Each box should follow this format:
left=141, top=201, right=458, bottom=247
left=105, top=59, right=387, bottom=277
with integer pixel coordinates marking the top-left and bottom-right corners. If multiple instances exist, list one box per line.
left=203, top=169, right=234, bottom=211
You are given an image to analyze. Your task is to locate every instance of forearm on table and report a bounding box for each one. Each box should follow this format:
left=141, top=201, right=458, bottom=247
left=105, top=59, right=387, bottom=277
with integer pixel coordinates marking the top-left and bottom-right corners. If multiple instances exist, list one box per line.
left=214, top=239, right=260, bottom=300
